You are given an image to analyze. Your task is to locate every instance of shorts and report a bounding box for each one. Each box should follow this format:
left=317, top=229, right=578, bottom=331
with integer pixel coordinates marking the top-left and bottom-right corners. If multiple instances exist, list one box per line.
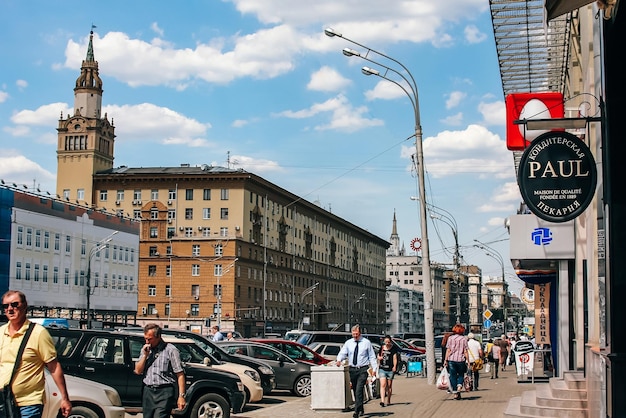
left=378, top=369, right=395, bottom=380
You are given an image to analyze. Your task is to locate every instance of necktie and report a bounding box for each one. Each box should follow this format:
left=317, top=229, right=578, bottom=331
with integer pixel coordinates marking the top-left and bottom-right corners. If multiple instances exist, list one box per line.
left=353, top=340, right=359, bottom=366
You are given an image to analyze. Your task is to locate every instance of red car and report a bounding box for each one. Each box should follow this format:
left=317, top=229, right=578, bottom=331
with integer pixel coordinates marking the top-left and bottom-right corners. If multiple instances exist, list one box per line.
left=250, top=338, right=331, bottom=365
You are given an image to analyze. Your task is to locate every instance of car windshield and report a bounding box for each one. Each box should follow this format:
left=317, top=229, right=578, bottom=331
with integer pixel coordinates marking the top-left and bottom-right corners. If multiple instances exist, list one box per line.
left=171, top=342, right=215, bottom=364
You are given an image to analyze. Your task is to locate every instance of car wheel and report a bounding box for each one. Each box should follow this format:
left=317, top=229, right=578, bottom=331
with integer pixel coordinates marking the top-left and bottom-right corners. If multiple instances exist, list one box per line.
left=398, top=361, right=407, bottom=375
left=243, top=388, right=250, bottom=405
left=292, top=374, right=311, bottom=397
left=190, top=393, right=230, bottom=418
left=67, top=406, right=99, bottom=418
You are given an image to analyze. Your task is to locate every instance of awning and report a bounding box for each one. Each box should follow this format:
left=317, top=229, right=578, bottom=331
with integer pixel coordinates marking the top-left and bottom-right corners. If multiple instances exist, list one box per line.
left=545, top=0, right=595, bottom=20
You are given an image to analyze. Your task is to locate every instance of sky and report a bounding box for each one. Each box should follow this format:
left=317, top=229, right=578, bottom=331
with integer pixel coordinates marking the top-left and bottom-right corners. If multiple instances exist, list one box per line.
left=0, top=0, right=525, bottom=296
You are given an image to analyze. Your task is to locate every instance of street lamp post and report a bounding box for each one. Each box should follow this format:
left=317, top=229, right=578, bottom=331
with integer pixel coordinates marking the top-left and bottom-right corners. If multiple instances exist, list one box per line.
left=474, top=240, right=507, bottom=330
left=86, top=230, right=118, bottom=329
left=429, top=210, right=461, bottom=325
left=326, top=27, right=436, bottom=385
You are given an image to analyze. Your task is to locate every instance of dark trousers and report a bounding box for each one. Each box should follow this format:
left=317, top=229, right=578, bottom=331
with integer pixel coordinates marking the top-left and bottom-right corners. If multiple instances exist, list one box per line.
left=349, top=366, right=369, bottom=413
left=142, top=385, right=175, bottom=418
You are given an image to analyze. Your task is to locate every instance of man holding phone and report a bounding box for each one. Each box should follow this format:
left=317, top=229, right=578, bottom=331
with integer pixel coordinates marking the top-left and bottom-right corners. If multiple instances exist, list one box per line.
left=134, top=323, right=186, bottom=418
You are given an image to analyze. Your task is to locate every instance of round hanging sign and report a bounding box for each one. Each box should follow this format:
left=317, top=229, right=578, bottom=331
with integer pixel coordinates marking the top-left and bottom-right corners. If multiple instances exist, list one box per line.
left=410, top=237, right=422, bottom=252
left=517, top=131, right=597, bottom=223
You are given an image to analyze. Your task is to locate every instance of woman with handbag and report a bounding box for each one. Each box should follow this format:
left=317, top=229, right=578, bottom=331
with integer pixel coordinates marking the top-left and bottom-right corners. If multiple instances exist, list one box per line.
left=0, top=290, right=72, bottom=418
left=466, top=333, right=484, bottom=391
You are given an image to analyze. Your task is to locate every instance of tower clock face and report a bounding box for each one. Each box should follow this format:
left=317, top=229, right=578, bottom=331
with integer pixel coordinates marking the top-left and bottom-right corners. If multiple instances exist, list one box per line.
left=74, top=124, right=81, bottom=130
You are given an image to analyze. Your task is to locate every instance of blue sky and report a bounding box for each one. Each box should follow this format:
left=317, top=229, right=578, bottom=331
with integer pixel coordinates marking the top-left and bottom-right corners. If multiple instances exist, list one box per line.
left=0, top=0, right=524, bottom=295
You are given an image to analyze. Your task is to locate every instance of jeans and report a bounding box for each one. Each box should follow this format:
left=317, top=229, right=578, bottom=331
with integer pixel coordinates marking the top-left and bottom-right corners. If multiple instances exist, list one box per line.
left=20, top=405, right=44, bottom=418
left=448, top=361, right=466, bottom=393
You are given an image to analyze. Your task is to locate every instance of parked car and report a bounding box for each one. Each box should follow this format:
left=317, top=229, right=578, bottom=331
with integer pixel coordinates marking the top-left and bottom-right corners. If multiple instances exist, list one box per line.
left=308, top=341, right=344, bottom=361
left=119, top=327, right=276, bottom=396
left=295, top=330, right=351, bottom=346
left=216, top=340, right=312, bottom=397
left=168, top=337, right=263, bottom=405
left=44, top=369, right=125, bottom=418
left=48, top=327, right=245, bottom=418
left=249, top=338, right=331, bottom=365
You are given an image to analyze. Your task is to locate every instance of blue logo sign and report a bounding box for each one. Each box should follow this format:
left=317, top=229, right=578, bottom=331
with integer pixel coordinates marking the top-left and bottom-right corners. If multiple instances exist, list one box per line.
left=531, top=227, right=552, bottom=246
left=483, top=319, right=492, bottom=329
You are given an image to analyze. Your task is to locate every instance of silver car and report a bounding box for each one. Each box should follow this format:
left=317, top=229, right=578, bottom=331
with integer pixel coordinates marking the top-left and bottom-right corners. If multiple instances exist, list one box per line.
left=43, top=369, right=125, bottom=418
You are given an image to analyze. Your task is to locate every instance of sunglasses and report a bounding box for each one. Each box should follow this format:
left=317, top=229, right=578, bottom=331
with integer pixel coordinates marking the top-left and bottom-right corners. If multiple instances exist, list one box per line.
left=2, top=302, right=21, bottom=311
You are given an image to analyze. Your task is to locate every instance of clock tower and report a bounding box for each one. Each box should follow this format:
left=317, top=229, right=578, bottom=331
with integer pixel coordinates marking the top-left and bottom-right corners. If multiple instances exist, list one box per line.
left=56, top=29, right=115, bottom=205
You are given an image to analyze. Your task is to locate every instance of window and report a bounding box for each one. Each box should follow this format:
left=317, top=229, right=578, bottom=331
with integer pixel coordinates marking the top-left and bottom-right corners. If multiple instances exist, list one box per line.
left=54, top=233, right=60, bottom=251
left=166, top=246, right=172, bottom=255
left=203, top=208, right=211, bottom=219
left=133, top=190, right=142, bottom=200
left=35, top=230, right=41, bottom=248
left=151, top=209, right=158, bottom=219
left=185, top=189, right=193, bottom=200
left=192, top=245, right=200, bottom=256
left=148, top=285, right=156, bottom=296
left=192, top=285, right=200, bottom=298
left=185, top=227, right=193, bottom=237
left=116, top=190, right=124, bottom=201
left=63, top=189, right=70, bottom=199
left=166, top=265, right=171, bottom=276
left=151, top=189, right=159, bottom=200
left=168, top=210, right=176, bottom=220
left=26, top=228, right=32, bottom=247
left=168, top=189, right=177, bottom=200
left=220, top=189, right=229, bottom=200
left=220, top=208, right=229, bottom=220
left=190, top=304, right=200, bottom=316
left=149, top=246, right=158, bottom=256
left=192, top=264, right=200, bottom=276
left=203, top=189, right=211, bottom=200
left=220, top=227, right=228, bottom=237
left=165, top=304, right=170, bottom=316
left=214, top=264, right=223, bottom=276
left=148, top=265, right=157, bottom=276
left=17, top=227, right=23, bottom=246
left=100, top=190, right=108, bottom=201
left=53, top=267, right=59, bottom=283
left=165, top=285, right=171, bottom=297
left=215, top=244, right=223, bottom=256
left=65, top=236, right=71, bottom=253
left=167, top=228, right=175, bottom=239
left=185, top=208, right=193, bottom=220
left=148, top=304, right=157, bottom=315
left=201, top=227, right=211, bottom=237
left=133, top=210, right=141, bottom=219
left=42, top=265, right=48, bottom=282
left=77, top=189, right=85, bottom=200
left=15, top=262, right=21, bottom=280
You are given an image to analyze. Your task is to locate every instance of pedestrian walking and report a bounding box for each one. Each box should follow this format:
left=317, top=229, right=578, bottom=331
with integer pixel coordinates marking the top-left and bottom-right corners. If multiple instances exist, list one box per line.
left=443, top=323, right=469, bottom=400
left=467, top=333, right=484, bottom=390
left=210, top=325, right=225, bottom=341
left=490, top=339, right=501, bottom=379
left=377, top=335, right=398, bottom=407
left=498, top=335, right=509, bottom=371
left=134, top=323, right=186, bottom=418
left=336, top=325, right=378, bottom=417
left=0, top=290, right=72, bottom=418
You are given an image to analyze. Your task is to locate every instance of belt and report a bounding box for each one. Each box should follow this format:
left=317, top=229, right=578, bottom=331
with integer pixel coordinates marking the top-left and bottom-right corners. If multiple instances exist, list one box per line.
left=145, top=384, right=173, bottom=390
left=349, top=365, right=369, bottom=370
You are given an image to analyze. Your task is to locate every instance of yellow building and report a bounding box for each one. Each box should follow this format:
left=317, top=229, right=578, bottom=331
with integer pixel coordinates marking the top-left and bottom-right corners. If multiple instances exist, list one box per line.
left=55, top=31, right=388, bottom=337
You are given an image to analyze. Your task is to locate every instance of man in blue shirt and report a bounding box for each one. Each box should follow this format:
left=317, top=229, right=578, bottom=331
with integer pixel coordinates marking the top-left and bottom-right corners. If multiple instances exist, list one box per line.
left=336, top=325, right=377, bottom=418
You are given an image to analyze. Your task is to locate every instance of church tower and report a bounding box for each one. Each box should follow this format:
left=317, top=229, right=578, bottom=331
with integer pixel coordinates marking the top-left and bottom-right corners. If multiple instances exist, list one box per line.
left=386, top=210, right=405, bottom=256
left=56, top=29, right=115, bottom=205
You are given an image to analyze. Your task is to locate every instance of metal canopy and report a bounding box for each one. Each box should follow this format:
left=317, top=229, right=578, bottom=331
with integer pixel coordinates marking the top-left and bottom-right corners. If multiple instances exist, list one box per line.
left=489, top=0, right=573, bottom=174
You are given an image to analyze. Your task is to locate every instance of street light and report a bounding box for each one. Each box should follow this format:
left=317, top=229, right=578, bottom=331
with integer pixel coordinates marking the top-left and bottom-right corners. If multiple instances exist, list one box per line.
left=300, top=282, right=319, bottom=328
left=86, top=230, right=118, bottom=329
left=216, top=258, right=238, bottom=327
left=474, top=240, right=507, bottom=330
left=349, top=293, right=366, bottom=328
left=326, top=27, right=436, bottom=385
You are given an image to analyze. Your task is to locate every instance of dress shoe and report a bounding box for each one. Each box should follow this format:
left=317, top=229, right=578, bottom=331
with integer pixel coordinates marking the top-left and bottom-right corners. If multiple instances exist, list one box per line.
left=353, top=413, right=359, bottom=418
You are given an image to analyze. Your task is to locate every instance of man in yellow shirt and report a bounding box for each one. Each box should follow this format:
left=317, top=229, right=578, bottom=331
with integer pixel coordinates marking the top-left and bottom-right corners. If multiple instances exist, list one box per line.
left=0, top=290, right=71, bottom=418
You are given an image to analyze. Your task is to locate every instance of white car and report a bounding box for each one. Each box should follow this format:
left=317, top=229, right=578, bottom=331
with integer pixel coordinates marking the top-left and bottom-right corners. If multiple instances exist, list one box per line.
left=43, top=369, right=125, bottom=418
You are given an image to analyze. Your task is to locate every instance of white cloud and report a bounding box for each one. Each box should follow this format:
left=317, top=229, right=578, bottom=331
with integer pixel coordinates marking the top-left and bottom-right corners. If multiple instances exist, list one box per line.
left=307, top=66, right=351, bottom=92
left=151, top=22, right=164, bottom=37
left=364, top=80, right=408, bottom=101
left=446, top=91, right=466, bottom=109
left=0, top=151, right=56, bottom=192
left=478, top=100, right=505, bottom=126
left=11, top=102, right=71, bottom=127
left=440, top=112, right=463, bottom=126
left=16, top=80, right=28, bottom=89
left=464, top=25, right=487, bottom=44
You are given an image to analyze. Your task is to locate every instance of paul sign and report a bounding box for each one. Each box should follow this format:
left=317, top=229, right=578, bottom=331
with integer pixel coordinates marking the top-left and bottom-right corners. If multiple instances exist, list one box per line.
left=518, top=131, right=597, bottom=223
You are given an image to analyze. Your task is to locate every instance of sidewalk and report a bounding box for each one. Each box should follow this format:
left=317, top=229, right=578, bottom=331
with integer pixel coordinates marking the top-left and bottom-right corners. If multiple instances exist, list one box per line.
left=238, top=366, right=543, bottom=418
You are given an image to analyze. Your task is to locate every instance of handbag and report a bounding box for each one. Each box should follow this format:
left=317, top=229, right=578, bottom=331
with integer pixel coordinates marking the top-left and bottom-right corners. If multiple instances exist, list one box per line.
left=463, top=371, right=473, bottom=392
left=0, top=322, right=36, bottom=418
left=472, top=357, right=484, bottom=372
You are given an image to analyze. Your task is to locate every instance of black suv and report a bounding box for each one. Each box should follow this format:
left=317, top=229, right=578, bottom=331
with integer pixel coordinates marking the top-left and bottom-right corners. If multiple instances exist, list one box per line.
left=48, top=328, right=245, bottom=418
left=120, top=327, right=276, bottom=395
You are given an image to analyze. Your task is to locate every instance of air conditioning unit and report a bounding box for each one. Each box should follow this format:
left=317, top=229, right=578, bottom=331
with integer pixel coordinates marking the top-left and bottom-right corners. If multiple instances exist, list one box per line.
left=137, top=200, right=142, bottom=205
left=132, top=200, right=138, bottom=205
left=141, top=307, right=147, bottom=315
left=179, top=226, right=184, bottom=231
left=198, top=226, right=203, bottom=231
left=167, top=200, right=173, bottom=205
left=167, top=219, right=172, bottom=224
left=244, top=313, right=250, bottom=319
left=194, top=295, right=199, bottom=300
left=235, top=225, right=240, bottom=231
left=115, top=200, right=121, bottom=205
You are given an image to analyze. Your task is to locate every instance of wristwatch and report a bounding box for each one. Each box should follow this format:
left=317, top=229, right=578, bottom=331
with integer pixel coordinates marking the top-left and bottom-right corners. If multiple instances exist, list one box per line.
left=179, top=392, right=186, bottom=398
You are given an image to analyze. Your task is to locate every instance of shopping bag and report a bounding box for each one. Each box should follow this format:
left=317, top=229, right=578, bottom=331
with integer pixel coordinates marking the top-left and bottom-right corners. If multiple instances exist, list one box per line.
left=463, top=371, right=473, bottom=392
left=436, top=367, right=451, bottom=391
left=484, top=362, right=491, bottom=374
